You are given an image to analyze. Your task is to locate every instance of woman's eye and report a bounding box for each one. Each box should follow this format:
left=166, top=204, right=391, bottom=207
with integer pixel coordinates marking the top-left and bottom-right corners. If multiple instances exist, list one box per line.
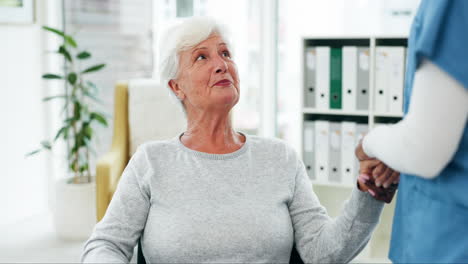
left=222, top=51, right=231, bottom=58
left=196, top=55, right=207, bottom=61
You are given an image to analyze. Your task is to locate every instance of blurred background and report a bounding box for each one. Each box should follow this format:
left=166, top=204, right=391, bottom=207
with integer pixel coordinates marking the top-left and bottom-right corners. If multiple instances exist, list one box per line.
left=1, top=0, right=419, bottom=262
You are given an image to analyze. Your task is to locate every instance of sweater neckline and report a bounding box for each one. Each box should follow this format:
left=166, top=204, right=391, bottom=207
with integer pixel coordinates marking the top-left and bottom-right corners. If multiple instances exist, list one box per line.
left=174, top=132, right=249, bottom=160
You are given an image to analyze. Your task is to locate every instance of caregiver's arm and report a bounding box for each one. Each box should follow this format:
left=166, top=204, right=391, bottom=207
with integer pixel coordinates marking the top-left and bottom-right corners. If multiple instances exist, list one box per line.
left=362, top=59, right=468, bottom=179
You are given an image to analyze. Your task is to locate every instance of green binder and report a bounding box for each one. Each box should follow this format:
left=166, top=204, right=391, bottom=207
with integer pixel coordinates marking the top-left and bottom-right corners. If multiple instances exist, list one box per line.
left=330, top=48, right=342, bottom=109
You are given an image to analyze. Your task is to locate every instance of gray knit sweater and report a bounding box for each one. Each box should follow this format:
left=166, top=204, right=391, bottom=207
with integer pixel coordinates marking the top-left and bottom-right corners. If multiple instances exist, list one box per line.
left=81, top=133, right=384, bottom=263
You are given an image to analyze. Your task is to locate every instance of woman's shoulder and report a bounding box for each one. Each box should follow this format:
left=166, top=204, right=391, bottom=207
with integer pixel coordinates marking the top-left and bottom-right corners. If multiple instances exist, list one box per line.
left=135, top=137, right=179, bottom=155
left=129, top=137, right=179, bottom=163
left=247, top=134, right=298, bottom=160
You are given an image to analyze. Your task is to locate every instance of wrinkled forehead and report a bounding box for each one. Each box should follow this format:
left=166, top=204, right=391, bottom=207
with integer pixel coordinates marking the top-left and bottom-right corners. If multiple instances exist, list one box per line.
left=188, top=33, right=229, bottom=51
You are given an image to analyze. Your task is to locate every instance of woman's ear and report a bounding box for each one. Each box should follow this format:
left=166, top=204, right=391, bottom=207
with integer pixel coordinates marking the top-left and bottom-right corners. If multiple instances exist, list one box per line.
left=168, top=80, right=185, bottom=101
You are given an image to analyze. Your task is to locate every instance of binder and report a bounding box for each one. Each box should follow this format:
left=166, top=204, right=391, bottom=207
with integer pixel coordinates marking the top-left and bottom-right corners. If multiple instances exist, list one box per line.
left=330, top=48, right=342, bottom=109
left=355, top=124, right=369, bottom=176
left=356, top=47, right=370, bottom=111
left=375, top=47, right=390, bottom=114
left=329, top=122, right=342, bottom=183
left=341, top=122, right=357, bottom=185
left=303, top=121, right=315, bottom=181
left=315, top=120, right=330, bottom=183
left=342, top=47, right=357, bottom=112
left=388, top=47, right=406, bottom=115
left=304, top=47, right=316, bottom=108
left=316, top=47, right=330, bottom=110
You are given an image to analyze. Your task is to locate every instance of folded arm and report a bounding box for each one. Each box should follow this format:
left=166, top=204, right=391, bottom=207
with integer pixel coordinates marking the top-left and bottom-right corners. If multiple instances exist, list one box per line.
left=363, top=59, right=468, bottom=179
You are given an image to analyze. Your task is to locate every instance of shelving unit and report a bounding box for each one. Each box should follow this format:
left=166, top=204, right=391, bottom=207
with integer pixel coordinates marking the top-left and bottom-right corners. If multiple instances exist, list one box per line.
left=303, top=107, right=369, bottom=117
left=300, top=36, right=407, bottom=262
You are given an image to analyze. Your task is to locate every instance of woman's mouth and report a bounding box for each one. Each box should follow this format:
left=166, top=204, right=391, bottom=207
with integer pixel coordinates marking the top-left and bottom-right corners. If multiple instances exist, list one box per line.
left=214, top=79, right=232, bottom=87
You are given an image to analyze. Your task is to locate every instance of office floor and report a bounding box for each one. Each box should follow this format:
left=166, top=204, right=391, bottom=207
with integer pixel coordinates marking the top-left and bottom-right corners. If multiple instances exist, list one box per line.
left=0, top=212, right=137, bottom=263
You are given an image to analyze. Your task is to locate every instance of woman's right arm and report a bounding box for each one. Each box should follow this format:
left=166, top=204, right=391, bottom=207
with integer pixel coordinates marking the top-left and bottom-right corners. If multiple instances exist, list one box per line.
left=81, top=147, right=152, bottom=263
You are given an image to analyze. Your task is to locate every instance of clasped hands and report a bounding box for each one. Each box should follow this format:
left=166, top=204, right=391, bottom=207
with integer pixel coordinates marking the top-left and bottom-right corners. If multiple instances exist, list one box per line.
left=355, top=139, right=399, bottom=203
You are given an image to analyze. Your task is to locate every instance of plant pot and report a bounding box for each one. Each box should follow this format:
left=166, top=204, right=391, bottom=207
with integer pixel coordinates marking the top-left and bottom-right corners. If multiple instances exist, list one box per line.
left=53, top=176, right=96, bottom=241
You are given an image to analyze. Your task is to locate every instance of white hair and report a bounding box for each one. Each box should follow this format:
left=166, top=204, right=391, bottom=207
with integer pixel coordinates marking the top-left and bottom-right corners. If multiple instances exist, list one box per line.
left=157, top=16, right=232, bottom=112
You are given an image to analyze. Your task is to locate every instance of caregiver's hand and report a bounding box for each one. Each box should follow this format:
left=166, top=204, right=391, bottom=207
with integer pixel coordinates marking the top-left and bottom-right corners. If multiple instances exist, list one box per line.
left=356, top=139, right=401, bottom=189
left=356, top=156, right=399, bottom=203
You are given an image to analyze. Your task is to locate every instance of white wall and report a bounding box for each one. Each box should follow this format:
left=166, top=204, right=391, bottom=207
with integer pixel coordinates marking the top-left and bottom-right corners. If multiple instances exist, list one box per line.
left=0, top=1, right=63, bottom=226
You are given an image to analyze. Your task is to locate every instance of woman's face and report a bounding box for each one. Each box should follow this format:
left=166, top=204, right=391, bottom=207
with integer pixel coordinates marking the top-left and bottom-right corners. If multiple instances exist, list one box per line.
left=169, top=34, right=240, bottom=113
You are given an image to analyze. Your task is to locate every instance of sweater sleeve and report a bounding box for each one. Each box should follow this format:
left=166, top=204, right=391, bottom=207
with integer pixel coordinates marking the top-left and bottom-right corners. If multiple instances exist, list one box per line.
left=81, top=146, right=152, bottom=263
left=289, top=158, right=384, bottom=263
left=363, top=60, right=468, bottom=178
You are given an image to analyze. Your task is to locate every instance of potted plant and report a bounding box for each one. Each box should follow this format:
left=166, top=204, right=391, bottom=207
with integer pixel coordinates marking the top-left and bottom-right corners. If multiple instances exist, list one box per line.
left=28, top=26, right=108, bottom=240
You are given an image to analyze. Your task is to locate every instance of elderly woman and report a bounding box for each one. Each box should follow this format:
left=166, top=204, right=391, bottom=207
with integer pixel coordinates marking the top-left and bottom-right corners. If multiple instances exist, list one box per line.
left=81, top=17, right=394, bottom=263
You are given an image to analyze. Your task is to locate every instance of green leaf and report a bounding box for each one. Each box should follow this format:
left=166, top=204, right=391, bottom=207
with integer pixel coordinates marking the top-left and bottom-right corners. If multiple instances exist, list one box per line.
left=83, top=89, right=102, bottom=104
left=42, top=95, right=66, bottom=102
left=90, top=112, right=108, bottom=127
left=54, top=126, right=69, bottom=141
left=70, top=161, right=78, bottom=172
left=86, top=81, right=98, bottom=91
left=25, top=149, right=42, bottom=157
left=77, top=51, right=91, bottom=59
left=58, top=45, right=72, bottom=62
left=63, top=126, right=69, bottom=139
left=83, top=136, right=92, bottom=147
left=65, top=117, right=77, bottom=125
left=65, top=36, right=78, bottom=48
left=67, top=72, right=77, bottom=85
left=82, top=64, right=106, bottom=74
left=79, top=164, right=87, bottom=173
left=41, top=140, right=52, bottom=150
left=42, top=74, right=62, bottom=79
left=75, top=133, right=86, bottom=148
left=73, top=102, right=81, bottom=120
left=84, top=125, right=93, bottom=139
left=69, top=146, right=77, bottom=156
left=42, top=26, right=65, bottom=37
left=43, top=26, right=77, bottom=48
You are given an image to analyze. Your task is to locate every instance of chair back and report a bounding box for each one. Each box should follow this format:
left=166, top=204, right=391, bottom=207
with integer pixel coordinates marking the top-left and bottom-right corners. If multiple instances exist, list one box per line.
left=127, top=79, right=186, bottom=155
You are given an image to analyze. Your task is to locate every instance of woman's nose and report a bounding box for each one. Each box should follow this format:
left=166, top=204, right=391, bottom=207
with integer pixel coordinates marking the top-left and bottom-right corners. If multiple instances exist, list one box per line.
left=214, top=55, right=228, bottom=74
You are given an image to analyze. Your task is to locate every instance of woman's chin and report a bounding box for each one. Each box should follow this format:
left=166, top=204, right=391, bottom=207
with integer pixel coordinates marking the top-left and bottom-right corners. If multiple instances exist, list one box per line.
left=212, top=90, right=239, bottom=108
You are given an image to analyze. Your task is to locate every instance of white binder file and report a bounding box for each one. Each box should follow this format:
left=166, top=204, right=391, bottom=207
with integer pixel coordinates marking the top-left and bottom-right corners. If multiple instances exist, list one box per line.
left=356, top=47, right=370, bottom=111
left=341, top=122, right=357, bottom=185
left=316, top=47, right=330, bottom=110
left=304, top=47, right=317, bottom=108
left=342, top=47, right=358, bottom=112
left=315, top=120, right=330, bottom=183
left=329, top=122, right=342, bottom=183
left=303, top=121, right=315, bottom=181
left=375, top=47, right=390, bottom=114
left=355, top=124, right=369, bottom=176
left=388, top=47, right=406, bottom=115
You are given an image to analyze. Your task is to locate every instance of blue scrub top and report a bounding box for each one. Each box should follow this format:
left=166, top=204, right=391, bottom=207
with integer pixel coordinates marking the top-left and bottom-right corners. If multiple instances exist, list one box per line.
left=389, top=0, right=468, bottom=262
